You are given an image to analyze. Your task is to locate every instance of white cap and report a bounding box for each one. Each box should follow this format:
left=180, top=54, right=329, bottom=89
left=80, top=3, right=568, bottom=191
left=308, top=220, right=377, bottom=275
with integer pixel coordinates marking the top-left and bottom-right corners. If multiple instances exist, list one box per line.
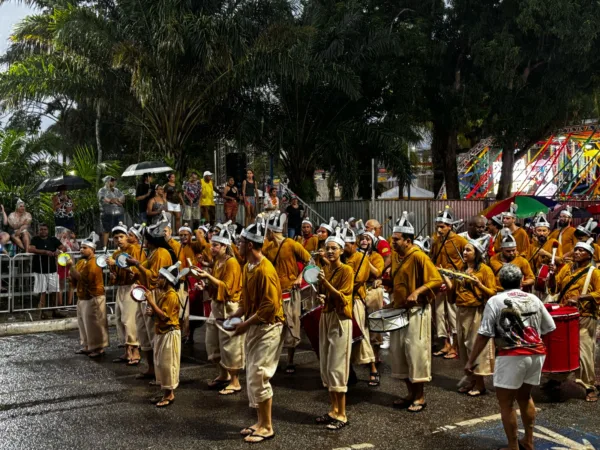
left=178, top=223, right=193, bottom=234
left=576, top=218, right=598, bottom=237
left=301, top=218, right=313, bottom=228
left=241, top=217, right=266, bottom=244
left=129, top=223, right=145, bottom=242
left=203, top=171, right=212, bottom=177
left=503, top=202, right=518, bottom=218
left=211, top=227, right=233, bottom=246
left=468, top=235, right=490, bottom=255
left=413, top=235, right=431, bottom=253
left=112, top=221, right=128, bottom=235
left=81, top=240, right=96, bottom=250
left=267, top=212, right=287, bottom=233
left=533, top=212, right=550, bottom=229
left=559, top=206, right=573, bottom=218
left=574, top=237, right=595, bottom=255
left=393, top=211, right=414, bottom=235
left=325, top=227, right=345, bottom=249
left=342, top=223, right=356, bottom=243
left=319, top=217, right=336, bottom=234
left=159, top=261, right=186, bottom=285
left=500, top=228, right=517, bottom=249
left=435, top=206, right=454, bottom=225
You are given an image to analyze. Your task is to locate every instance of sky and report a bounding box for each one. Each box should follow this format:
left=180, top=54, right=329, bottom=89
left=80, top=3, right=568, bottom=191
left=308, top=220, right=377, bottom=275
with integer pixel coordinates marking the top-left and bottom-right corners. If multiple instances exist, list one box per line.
left=0, top=3, right=33, bottom=54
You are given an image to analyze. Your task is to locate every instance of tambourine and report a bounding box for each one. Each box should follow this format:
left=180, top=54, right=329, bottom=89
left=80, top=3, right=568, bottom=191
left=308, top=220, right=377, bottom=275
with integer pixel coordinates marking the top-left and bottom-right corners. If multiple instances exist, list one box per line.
left=96, top=254, right=108, bottom=268
left=130, top=284, right=149, bottom=302
left=302, top=264, right=320, bottom=292
left=116, top=253, right=130, bottom=268
left=222, top=317, right=242, bottom=331
left=57, top=253, right=71, bottom=267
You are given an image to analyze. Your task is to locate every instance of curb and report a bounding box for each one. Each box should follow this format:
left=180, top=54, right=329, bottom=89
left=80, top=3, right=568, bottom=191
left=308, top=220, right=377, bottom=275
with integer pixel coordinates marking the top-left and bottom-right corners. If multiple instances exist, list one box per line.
left=0, top=314, right=116, bottom=337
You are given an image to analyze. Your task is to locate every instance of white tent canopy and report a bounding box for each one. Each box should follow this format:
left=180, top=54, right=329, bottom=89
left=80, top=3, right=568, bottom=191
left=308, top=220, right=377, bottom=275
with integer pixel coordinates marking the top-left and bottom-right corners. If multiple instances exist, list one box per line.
left=379, top=183, right=434, bottom=199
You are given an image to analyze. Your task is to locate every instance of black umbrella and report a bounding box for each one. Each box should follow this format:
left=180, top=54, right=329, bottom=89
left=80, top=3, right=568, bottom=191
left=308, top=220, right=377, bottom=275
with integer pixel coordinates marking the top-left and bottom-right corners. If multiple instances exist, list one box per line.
left=122, top=161, right=173, bottom=177
left=36, top=175, right=92, bottom=193
left=570, top=206, right=592, bottom=219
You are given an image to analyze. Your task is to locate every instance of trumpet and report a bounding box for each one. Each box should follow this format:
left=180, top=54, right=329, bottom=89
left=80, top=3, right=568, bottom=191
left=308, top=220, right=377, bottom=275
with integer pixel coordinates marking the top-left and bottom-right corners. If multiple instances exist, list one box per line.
left=437, top=268, right=478, bottom=283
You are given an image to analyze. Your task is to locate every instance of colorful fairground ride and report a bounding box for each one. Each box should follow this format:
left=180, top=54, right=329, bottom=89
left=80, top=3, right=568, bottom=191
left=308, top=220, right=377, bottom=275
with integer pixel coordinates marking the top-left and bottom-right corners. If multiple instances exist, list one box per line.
left=437, top=121, right=600, bottom=200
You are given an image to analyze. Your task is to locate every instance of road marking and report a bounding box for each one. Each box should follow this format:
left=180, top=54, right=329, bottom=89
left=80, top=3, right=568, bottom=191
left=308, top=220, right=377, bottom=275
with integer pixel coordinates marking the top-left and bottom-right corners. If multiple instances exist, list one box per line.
left=333, top=444, right=374, bottom=450
left=432, top=409, right=539, bottom=434
left=526, top=425, right=596, bottom=449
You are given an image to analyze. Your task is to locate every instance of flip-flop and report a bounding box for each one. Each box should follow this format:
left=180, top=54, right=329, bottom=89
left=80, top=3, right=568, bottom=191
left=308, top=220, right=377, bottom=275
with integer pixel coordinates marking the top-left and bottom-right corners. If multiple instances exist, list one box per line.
left=315, top=413, right=335, bottom=424
left=433, top=350, right=448, bottom=357
left=326, top=419, right=349, bottom=431
left=208, top=378, right=231, bottom=390
left=585, top=390, right=598, bottom=402
left=88, top=351, right=105, bottom=359
left=392, top=399, right=412, bottom=409
left=443, top=352, right=458, bottom=360
left=408, top=402, right=427, bottom=413
left=240, top=427, right=256, bottom=436
left=244, top=432, right=275, bottom=443
left=368, top=372, right=380, bottom=387
left=458, top=386, right=474, bottom=394
left=285, top=364, right=296, bottom=375
left=74, top=349, right=91, bottom=355
left=219, top=388, right=242, bottom=396
left=467, top=389, right=486, bottom=397
left=127, top=359, right=141, bottom=366
left=156, top=398, right=175, bottom=408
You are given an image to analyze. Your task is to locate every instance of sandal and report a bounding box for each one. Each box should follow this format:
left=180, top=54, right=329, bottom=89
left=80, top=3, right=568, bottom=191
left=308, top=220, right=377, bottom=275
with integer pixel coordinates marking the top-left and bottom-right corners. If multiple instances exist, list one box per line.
left=208, top=378, right=231, bottom=390
left=285, top=364, right=296, bottom=375
left=458, top=386, right=474, bottom=394
left=219, top=387, right=242, bottom=395
left=156, top=398, right=175, bottom=408
left=244, top=432, right=275, bottom=443
left=240, top=427, right=256, bottom=436
left=112, top=356, right=128, bottom=363
left=443, top=352, right=458, bottom=360
left=74, top=349, right=91, bottom=355
left=127, top=358, right=141, bottom=366
left=468, top=388, right=486, bottom=397
left=392, top=398, right=412, bottom=409
left=88, top=351, right=105, bottom=358
left=585, top=389, right=598, bottom=402
left=408, top=402, right=427, bottom=413
left=433, top=349, right=448, bottom=357
left=315, top=413, right=335, bottom=424
left=368, top=372, right=380, bottom=387
left=326, top=419, right=349, bottom=430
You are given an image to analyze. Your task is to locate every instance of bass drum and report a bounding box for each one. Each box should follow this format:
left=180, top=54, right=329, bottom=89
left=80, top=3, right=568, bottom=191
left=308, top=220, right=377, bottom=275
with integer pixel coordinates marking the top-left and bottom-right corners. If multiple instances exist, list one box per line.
left=300, top=305, right=363, bottom=357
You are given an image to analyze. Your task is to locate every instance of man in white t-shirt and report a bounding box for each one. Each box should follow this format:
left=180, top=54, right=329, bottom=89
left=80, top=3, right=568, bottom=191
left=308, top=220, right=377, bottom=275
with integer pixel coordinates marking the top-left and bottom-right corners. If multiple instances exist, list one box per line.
left=465, top=264, right=556, bottom=450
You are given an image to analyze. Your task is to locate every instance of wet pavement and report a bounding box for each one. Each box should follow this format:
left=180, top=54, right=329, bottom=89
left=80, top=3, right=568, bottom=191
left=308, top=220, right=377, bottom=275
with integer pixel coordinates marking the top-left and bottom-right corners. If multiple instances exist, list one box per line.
left=0, top=328, right=598, bottom=450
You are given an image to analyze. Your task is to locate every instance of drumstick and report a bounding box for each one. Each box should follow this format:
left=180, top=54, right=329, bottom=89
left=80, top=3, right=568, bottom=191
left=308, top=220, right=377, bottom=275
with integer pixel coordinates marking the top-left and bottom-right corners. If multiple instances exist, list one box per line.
left=550, top=241, right=559, bottom=266
left=450, top=239, right=465, bottom=265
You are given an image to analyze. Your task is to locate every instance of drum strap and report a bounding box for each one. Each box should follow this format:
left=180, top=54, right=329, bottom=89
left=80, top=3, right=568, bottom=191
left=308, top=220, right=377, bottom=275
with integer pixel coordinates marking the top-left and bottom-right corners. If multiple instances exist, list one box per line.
left=353, top=251, right=368, bottom=300
left=557, top=267, right=589, bottom=303
left=273, top=238, right=288, bottom=266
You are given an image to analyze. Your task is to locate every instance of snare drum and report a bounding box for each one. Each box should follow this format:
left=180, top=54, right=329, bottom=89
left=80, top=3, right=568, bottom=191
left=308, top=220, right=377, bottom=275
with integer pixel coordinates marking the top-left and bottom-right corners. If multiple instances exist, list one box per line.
left=187, top=276, right=211, bottom=318
left=300, top=305, right=364, bottom=356
left=368, top=308, right=409, bottom=332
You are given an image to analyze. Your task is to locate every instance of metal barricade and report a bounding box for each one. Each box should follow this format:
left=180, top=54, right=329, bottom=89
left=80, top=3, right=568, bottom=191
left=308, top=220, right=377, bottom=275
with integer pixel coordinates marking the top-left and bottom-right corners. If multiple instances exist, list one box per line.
left=0, top=253, right=11, bottom=313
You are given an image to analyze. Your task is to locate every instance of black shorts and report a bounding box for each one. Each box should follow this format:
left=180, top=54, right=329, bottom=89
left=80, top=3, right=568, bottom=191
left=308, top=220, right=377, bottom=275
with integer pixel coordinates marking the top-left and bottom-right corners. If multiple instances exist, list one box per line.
left=101, top=214, right=124, bottom=233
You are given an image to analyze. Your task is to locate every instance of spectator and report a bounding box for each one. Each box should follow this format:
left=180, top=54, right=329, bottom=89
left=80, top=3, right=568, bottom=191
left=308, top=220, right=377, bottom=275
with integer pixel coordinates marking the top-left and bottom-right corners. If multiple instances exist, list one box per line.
left=52, top=190, right=75, bottom=231
left=0, top=231, right=9, bottom=255
left=200, top=170, right=216, bottom=224
left=135, top=173, right=154, bottom=224
left=183, top=172, right=201, bottom=229
left=0, top=204, right=7, bottom=231
left=8, top=199, right=32, bottom=252
left=147, top=185, right=171, bottom=225
left=242, top=169, right=257, bottom=226
left=165, top=173, right=184, bottom=230
left=223, top=176, right=240, bottom=222
left=465, top=264, right=556, bottom=450
left=263, top=186, right=279, bottom=212
left=285, top=197, right=304, bottom=238
left=28, top=223, right=65, bottom=319
left=98, top=176, right=125, bottom=249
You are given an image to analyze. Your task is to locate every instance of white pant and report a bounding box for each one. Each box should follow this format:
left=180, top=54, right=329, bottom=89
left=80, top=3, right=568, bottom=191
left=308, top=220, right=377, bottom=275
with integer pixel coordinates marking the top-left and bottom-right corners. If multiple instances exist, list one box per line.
left=494, top=355, right=545, bottom=389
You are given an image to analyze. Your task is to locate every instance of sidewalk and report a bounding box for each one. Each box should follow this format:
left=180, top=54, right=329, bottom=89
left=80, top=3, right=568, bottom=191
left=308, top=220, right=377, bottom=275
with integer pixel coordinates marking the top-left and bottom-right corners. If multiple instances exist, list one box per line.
left=0, top=311, right=116, bottom=336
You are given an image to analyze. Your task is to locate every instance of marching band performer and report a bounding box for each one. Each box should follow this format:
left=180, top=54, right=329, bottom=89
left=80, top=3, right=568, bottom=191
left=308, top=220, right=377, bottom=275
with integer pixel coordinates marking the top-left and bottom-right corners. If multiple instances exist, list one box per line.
left=548, top=238, right=600, bottom=402
left=108, top=222, right=144, bottom=365
left=127, top=215, right=174, bottom=381
left=263, top=212, right=311, bottom=374
left=343, top=225, right=379, bottom=386
left=528, top=213, right=563, bottom=299
left=295, top=218, right=319, bottom=252
left=69, top=239, right=109, bottom=358
left=146, top=262, right=183, bottom=407
left=441, top=236, right=496, bottom=397
left=493, top=204, right=530, bottom=257
left=193, top=227, right=245, bottom=395
left=314, top=227, right=354, bottom=430
left=486, top=214, right=503, bottom=257
left=490, top=230, right=535, bottom=291
left=387, top=211, right=443, bottom=412
left=231, top=220, right=284, bottom=443
left=571, top=219, right=600, bottom=264
left=314, top=217, right=336, bottom=267
left=430, top=206, right=468, bottom=359
left=359, top=230, right=386, bottom=363
left=549, top=207, right=577, bottom=256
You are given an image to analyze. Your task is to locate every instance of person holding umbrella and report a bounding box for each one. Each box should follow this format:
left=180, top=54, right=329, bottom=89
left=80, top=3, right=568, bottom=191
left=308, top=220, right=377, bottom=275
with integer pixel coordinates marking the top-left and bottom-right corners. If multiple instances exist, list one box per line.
left=52, top=189, right=75, bottom=231
left=98, top=176, right=125, bottom=249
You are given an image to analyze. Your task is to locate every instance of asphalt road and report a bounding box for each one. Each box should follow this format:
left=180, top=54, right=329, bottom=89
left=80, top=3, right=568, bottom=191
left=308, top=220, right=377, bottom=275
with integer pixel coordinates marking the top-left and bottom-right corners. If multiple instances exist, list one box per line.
left=0, top=327, right=598, bottom=450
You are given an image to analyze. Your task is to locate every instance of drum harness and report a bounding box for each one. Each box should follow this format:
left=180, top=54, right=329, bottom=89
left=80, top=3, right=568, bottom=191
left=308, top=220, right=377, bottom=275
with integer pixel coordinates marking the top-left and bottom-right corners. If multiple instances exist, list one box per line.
left=391, top=249, right=428, bottom=337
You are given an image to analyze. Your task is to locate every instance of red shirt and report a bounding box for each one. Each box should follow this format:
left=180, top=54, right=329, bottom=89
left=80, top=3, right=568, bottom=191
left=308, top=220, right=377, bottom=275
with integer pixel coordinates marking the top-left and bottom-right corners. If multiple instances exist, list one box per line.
left=376, top=238, right=391, bottom=258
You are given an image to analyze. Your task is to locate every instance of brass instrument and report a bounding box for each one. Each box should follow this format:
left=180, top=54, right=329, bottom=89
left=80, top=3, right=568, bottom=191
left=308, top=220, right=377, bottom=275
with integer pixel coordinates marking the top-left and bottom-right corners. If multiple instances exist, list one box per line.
left=437, top=268, right=478, bottom=283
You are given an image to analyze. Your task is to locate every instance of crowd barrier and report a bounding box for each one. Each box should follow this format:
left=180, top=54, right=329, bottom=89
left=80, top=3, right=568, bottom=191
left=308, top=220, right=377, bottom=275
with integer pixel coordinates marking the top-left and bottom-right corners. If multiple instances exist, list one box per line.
left=4, top=251, right=118, bottom=319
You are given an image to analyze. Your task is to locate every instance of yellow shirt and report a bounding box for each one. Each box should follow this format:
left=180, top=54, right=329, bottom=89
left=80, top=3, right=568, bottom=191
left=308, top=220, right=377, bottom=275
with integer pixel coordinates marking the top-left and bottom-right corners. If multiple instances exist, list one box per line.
left=295, top=235, right=319, bottom=253
left=489, top=254, right=534, bottom=291
left=111, top=244, right=146, bottom=286
left=200, top=178, right=215, bottom=206
left=75, top=257, right=105, bottom=299
left=493, top=227, right=530, bottom=257
left=209, top=256, right=242, bottom=303
left=321, top=263, right=354, bottom=319
left=553, top=263, right=600, bottom=319
left=369, top=252, right=385, bottom=281
left=549, top=226, right=577, bottom=255
left=134, top=247, right=173, bottom=291
left=241, top=257, right=284, bottom=324
left=154, top=287, right=180, bottom=334
left=431, top=232, right=468, bottom=270
left=454, top=263, right=496, bottom=307
left=173, top=240, right=205, bottom=268
left=263, top=238, right=311, bottom=292
left=528, top=238, right=562, bottom=274
left=392, top=246, right=442, bottom=308
left=344, top=251, right=370, bottom=300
